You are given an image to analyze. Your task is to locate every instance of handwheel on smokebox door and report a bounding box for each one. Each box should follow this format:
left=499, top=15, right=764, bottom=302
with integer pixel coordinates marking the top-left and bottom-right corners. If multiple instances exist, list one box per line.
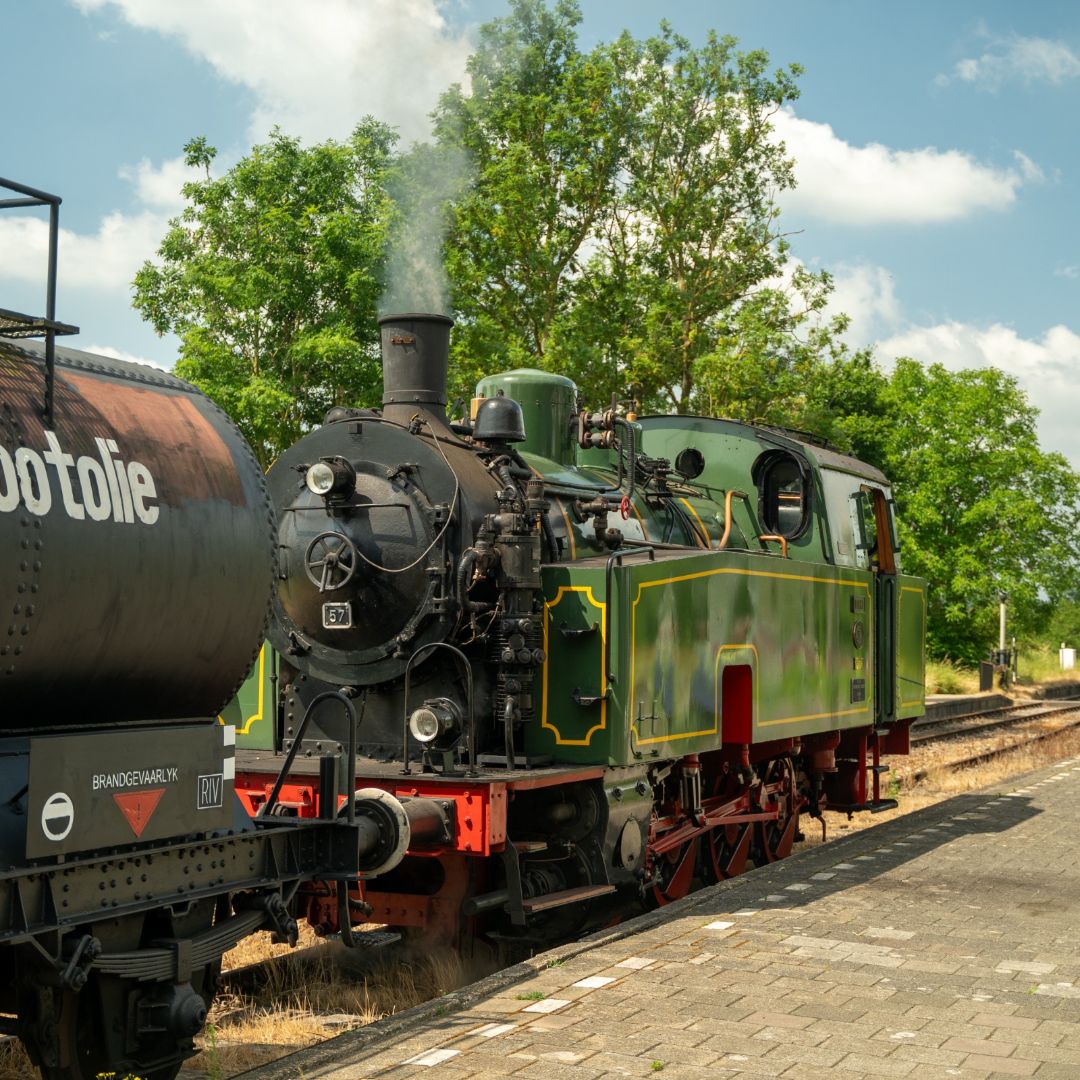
left=645, top=837, right=700, bottom=907
left=304, top=531, right=358, bottom=593
left=753, top=756, right=799, bottom=864
left=700, top=773, right=753, bottom=883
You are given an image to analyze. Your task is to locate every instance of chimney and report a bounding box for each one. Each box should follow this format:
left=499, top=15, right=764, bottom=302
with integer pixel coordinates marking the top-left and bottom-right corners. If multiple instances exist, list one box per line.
left=378, top=312, right=454, bottom=429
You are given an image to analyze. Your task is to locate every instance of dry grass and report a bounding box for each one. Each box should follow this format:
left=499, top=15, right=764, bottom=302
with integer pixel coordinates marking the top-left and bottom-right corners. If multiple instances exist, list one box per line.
left=803, top=712, right=1080, bottom=850
left=0, top=1038, right=33, bottom=1080
left=0, top=938, right=491, bottom=1080
left=186, top=940, right=492, bottom=1077
left=219, top=922, right=324, bottom=971
left=925, top=648, right=1080, bottom=697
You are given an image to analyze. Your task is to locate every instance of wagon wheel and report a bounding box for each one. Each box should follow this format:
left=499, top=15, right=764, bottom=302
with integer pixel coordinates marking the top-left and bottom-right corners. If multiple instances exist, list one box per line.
left=645, top=837, right=700, bottom=907
left=753, top=756, right=798, bottom=865
left=33, top=985, right=187, bottom=1080
left=20, top=904, right=220, bottom=1080
left=701, top=773, right=752, bottom=884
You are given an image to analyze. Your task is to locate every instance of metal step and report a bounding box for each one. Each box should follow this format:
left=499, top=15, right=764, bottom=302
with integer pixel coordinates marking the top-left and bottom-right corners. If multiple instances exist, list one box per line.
left=521, top=883, right=617, bottom=914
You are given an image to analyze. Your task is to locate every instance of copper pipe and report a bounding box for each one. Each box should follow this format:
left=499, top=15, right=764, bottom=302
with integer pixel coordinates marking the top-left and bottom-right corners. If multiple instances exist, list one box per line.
left=718, top=489, right=750, bottom=550
left=758, top=534, right=789, bottom=558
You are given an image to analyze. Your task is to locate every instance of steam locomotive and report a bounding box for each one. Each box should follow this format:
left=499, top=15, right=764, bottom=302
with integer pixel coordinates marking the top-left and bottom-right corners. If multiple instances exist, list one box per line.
left=233, top=312, right=927, bottom=947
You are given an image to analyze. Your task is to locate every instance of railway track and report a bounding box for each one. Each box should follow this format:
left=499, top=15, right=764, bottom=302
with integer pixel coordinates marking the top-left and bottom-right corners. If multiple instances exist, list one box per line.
left=901, top=696, right=1080, bottom=780
left=910, top=698, right=1080, bottom=746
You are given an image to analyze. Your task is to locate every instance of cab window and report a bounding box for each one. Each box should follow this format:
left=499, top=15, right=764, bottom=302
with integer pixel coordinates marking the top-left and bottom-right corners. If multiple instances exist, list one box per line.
left=754, top=451, right=810, bottom=539
left=856, top=484, right=900, bottom=573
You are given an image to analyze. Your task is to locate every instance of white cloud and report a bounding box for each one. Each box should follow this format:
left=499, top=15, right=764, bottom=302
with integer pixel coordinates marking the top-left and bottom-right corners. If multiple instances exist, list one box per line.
left=83, top=343, right=167, bottom=370
left=118, top=156, right=202, bottom=210
left=1055, top=264, right=1080, bottom=280
left=72, top=0, right=473, bottom=145
left=1, top=155, right=202, bottom=295
left=876, top=321, right=1080, bottom=467
left=827, top=263, right=902, bottom=343
left=0, top=209, right=164, bottom=292
left=939, top=33, right=1080, bottom=90
left=773, top=108, right=1036, bottom=225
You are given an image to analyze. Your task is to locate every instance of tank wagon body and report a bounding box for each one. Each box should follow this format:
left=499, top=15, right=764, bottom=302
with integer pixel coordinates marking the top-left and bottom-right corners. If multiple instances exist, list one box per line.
left=233, top=313, right=926, bottom=945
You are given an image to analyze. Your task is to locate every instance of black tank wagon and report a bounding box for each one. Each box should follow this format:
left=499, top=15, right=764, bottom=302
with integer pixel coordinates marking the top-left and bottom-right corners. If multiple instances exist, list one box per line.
left=0, top=179, right=424, bottom=1079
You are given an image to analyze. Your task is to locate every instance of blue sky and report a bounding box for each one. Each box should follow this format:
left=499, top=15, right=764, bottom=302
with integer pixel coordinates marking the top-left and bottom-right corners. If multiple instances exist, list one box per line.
left=4, top=1, right=1079, bottom=462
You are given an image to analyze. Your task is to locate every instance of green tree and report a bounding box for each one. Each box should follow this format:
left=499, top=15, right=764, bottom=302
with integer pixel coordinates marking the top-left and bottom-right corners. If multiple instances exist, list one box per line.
left=434, top=0, right=638, bottom=377
left=875, top=360, right=1080, bottom=662
left=583, top=24, right=803, bottom=413
left=133, top=122, right=396, bottom=465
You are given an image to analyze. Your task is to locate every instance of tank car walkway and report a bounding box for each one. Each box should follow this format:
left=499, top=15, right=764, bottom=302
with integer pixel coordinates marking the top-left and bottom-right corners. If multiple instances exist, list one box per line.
left=240, top=758, right=1080, bottom=1080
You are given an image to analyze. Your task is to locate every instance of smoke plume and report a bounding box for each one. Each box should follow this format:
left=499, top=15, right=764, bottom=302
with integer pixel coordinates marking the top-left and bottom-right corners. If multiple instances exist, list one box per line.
left=380, top=144, right=472, bottom=316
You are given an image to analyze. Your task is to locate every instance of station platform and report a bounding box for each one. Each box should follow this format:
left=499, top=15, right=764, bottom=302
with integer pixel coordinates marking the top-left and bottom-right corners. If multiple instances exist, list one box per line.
left=242, top=756, right=1080, bottom=1080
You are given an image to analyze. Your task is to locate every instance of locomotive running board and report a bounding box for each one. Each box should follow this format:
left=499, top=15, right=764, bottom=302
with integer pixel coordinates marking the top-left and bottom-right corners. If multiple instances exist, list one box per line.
left=520, top=883, right=617, bottom=914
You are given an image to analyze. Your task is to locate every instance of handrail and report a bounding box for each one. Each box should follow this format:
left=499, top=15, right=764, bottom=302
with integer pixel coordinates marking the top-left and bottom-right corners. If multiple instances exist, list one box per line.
left=0, top=177, right=75, bottom=424
left=603, top=544, right=656, bottom=697
left=758, top=534, right=789, bottom=558
left=718, top=489, right=750, bottom=550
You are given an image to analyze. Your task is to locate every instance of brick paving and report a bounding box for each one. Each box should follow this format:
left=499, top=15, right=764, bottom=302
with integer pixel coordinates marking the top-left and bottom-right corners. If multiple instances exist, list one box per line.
left=240, top=756, right=1080, bottom=1080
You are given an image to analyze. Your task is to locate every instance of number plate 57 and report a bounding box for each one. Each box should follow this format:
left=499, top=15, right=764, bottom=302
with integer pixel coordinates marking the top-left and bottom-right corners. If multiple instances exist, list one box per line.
left=322, top=602, right=352, bottom=630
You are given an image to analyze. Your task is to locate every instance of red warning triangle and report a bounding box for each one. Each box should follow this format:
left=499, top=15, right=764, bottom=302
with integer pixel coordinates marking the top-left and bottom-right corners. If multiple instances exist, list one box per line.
left=113, top=789, right=165, bottom=838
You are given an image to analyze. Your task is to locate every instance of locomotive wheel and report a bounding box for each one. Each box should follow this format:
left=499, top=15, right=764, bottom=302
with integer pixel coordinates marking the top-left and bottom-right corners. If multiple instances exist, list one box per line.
left=753, top=757, right=799, bottom=865
left=701, top=773, right=752, bottom=884
left=646, top=837, right=700, bottom=907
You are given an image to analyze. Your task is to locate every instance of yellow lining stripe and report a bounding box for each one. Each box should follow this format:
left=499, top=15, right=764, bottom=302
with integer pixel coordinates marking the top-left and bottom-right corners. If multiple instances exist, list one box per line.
left=898, top=584, right=927, bottom=709
left=552, top=497, right=577, bottom=561
left=219, top=644, right=267, bottom=735
left=630, top=566, right=873, bottom=745
left=541, top=585, right=607, bottom=745
left=628, top=497, right=650, bottom=541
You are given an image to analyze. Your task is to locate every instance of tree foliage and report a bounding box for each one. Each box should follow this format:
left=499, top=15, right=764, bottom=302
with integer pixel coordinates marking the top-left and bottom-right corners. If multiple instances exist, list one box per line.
left=580, top=25, right=803, bottom=413
left=435, top=4, right=803, bottom=413
left=435, top=0, right=636, bottom=378
left=133, top=122, right=396, bottom=466
left=869, top=361, right=1080, bottom=662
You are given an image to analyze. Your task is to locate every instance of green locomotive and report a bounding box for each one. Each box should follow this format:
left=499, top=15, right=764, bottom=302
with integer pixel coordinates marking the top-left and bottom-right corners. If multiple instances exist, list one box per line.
left=234, top=315, right=925, bottom=939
